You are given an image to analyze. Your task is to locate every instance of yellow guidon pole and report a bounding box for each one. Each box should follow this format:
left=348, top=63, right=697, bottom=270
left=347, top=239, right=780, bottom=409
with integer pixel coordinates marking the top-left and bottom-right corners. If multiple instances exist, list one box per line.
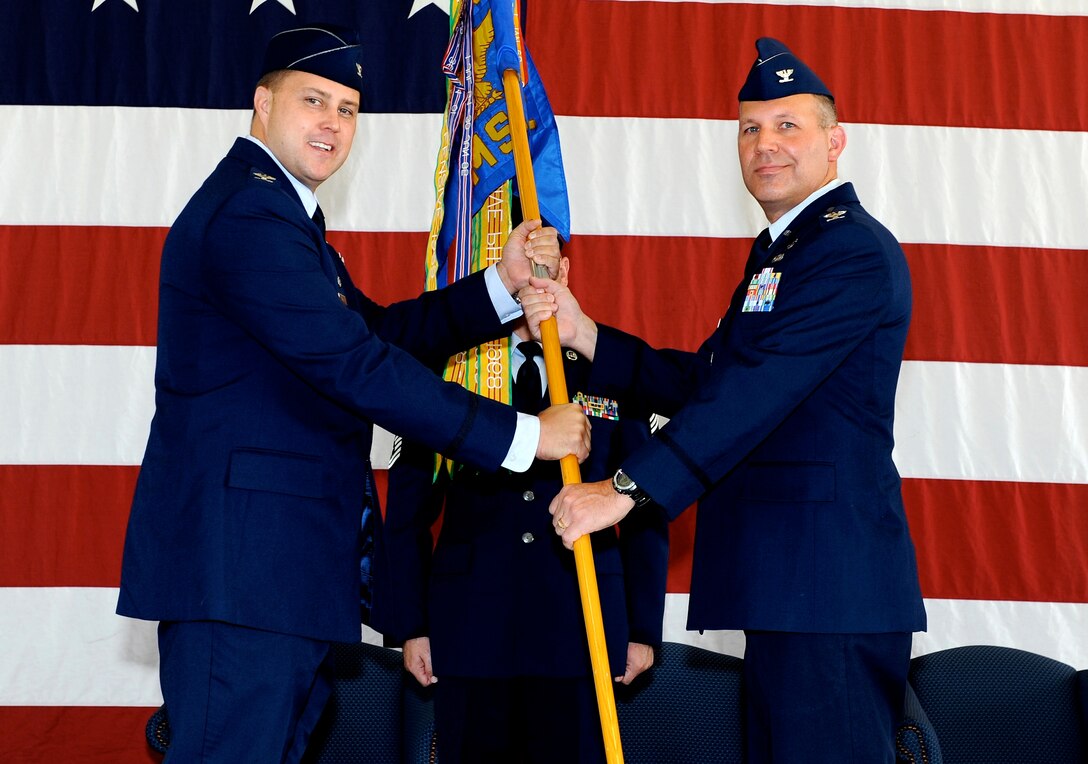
left=501, top=68, right=625, bottom=764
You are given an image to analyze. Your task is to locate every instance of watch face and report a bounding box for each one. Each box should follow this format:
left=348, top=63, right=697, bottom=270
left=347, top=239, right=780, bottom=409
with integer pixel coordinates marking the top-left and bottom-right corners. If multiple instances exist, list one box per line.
left=614, top=470, right=635, bottom=492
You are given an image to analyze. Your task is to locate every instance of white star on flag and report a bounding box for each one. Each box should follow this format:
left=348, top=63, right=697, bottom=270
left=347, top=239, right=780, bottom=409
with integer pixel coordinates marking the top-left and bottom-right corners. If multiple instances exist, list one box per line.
left=91, top=0, right=138, bottom=10
left=250, top=0, right=296, bottom=14
left=408, top=0, right=449, bottom=18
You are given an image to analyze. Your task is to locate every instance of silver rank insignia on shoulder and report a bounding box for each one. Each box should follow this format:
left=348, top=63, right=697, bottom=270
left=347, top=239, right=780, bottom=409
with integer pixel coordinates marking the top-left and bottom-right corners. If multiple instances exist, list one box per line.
left=338, top=293, right=347, bottom=305
left=823, top=209, right=847, bottom=222
left=252, top=171, right=276, bottom=183
left=565, top=349, right=578, bottom=361
left=573, top=392, right=619, bottom=420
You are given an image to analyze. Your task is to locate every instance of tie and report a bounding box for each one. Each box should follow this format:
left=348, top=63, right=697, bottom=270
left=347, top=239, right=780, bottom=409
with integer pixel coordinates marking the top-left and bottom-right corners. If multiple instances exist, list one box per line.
left=513, top=341, right=545, bottom=415
left=312, top=205, right=327, bottom=238
left=359, top=461, right=378, bottom=624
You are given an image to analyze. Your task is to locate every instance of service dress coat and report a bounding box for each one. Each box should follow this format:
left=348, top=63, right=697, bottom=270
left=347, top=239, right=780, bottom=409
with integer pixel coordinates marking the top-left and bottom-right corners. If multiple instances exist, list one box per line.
left=373, top=349, right=669, bottom=678
left=590, top=183, right=926, bottom=635
left=117, top=138, right=520, bottom=644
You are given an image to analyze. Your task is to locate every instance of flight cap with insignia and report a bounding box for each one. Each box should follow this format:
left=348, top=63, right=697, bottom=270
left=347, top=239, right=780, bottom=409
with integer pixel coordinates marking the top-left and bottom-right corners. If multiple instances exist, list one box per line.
left=738, top=37, right=833, bottom=102
left=260, top=24, right=363, bottom=94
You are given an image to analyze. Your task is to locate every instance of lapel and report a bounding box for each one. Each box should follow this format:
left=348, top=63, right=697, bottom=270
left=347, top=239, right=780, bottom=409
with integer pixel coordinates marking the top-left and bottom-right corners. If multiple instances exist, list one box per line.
left=705, top=183, right=861, bottom=358
left=752, top=182, right=860, bottom=274
left=227, top=138, right=354, bottom=307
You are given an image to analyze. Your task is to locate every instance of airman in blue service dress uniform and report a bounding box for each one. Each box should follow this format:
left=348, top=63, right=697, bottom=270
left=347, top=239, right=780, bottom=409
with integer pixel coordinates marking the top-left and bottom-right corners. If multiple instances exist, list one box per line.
left=373, top=281, right=669, bottom=763
left=537, top=38, right=926, bottom=763
left=115, top=25, right=589, bottom=763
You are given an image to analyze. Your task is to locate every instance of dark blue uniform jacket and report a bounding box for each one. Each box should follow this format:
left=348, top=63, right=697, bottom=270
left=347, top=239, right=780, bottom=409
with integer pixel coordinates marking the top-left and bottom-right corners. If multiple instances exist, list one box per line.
left=373, top=350, right=669, bottom=677
left=590, top=183, right=926, bottom=635
left=118, top=138, right=518, bottom=643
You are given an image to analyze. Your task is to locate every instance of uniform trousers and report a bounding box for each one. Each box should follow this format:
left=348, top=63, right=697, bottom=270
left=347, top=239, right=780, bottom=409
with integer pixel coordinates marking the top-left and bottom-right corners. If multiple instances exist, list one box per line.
left=157, top=620, right=333, bottom=763
left=434, top=675, right=605, bottom=764
left=742, top=630, right=912, bottom=764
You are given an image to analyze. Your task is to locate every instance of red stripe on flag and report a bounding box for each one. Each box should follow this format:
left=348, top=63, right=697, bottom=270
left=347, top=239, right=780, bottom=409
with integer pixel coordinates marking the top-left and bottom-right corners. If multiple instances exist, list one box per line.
left=3, top=469, right=1086, bottom=602
left=569, top=235, right=749, bottom=353
left=904, top=243, right=1088, bottom=366
left=0, top=469, right=390, bottom=589
left=0, top=226, right=165, bottom=347
left=0, top=706, right=160, bottom=764
left=662, top=479, right=1088, bottom=603
left=0, top=466, right=137, bottom=587
left=904, top=478, right=1088, bottom=603
left=665, top=504, right=696, bottom=594
left=531, top=1, right=1088, bottom=131
left=6, top=227, right=1086, bottom=367
left=571, top=236, right=1088, bottom=366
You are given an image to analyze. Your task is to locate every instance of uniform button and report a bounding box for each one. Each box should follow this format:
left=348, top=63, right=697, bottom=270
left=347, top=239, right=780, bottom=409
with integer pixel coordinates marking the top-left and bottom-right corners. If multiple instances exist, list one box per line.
left=522, top=490, right=535, bottom=502
left=521, top=532, right=535, bottom=544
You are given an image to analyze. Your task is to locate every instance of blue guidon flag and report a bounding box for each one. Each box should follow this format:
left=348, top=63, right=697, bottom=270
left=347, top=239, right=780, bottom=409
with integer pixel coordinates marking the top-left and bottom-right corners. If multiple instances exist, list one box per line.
left=427, top=0, right=570, bottom=288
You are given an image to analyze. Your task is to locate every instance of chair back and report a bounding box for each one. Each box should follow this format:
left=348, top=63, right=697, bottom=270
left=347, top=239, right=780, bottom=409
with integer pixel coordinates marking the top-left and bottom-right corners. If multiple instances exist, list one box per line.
left=615, top=641, right=745, bottom=764
left=907, top=645, right=1087, bottom=764
left=304, top=641, right=435, bottom=764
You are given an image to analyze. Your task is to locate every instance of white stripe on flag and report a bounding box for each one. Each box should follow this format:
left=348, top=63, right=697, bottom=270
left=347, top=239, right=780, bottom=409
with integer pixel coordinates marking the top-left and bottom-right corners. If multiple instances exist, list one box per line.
left=5, top=346, right=1085, bottom=483
left=0, top=345, right=397, bottom=467
left=893, top=360, right=1088, bottom=485
left=4, top=589, right=1085, bottom=706
left=4, top=107, right=1087, bottom=250
left=0, top=587, right=160, bottom=706
left=661, top=593, right=1088, bottom=668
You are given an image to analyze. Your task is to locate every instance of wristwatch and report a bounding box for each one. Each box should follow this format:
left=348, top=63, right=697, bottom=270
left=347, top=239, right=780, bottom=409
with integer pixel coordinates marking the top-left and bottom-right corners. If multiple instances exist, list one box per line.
left=612, top=468, right=652, bottom=508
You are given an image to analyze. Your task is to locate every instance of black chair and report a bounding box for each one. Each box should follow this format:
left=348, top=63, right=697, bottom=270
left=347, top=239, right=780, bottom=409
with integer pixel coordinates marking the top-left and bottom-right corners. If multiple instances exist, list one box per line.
left=303, top=641, right=435, bottom=764
left=310, top=640, right=747, bottom=763
left=147, top=640, right=750, bottom=762
left=896, top=645, right=1088, bottom=764
left=615, top=641, right=745, bottom=764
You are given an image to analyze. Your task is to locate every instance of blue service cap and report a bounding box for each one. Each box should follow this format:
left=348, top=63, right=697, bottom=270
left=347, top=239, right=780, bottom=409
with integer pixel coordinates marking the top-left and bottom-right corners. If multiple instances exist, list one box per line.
left=738, top=37, right=833, bottom=102
left=260, top=24, right=363, bottom=93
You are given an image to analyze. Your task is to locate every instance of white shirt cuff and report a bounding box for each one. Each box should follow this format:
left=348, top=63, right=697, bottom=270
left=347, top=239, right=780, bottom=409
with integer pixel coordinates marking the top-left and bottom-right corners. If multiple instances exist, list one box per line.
left=501, top=412, right=539, bottom=472
left=484, top=265, right=524, bottom=324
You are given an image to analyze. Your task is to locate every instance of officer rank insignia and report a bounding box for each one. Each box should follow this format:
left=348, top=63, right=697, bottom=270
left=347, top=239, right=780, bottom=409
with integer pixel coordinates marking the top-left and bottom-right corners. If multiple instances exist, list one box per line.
left=573, top=392, right=619, bottom=421
left=742, top=267, right=781, bottom=312
left=823, top=209, right=847, bottom=222
left=252, top=171, right=276, bottom=183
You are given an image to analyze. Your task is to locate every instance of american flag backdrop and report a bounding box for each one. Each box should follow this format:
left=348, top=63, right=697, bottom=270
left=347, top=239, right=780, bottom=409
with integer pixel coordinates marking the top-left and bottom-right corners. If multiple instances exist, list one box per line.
left=2, top=0, right=1087, bottom=761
